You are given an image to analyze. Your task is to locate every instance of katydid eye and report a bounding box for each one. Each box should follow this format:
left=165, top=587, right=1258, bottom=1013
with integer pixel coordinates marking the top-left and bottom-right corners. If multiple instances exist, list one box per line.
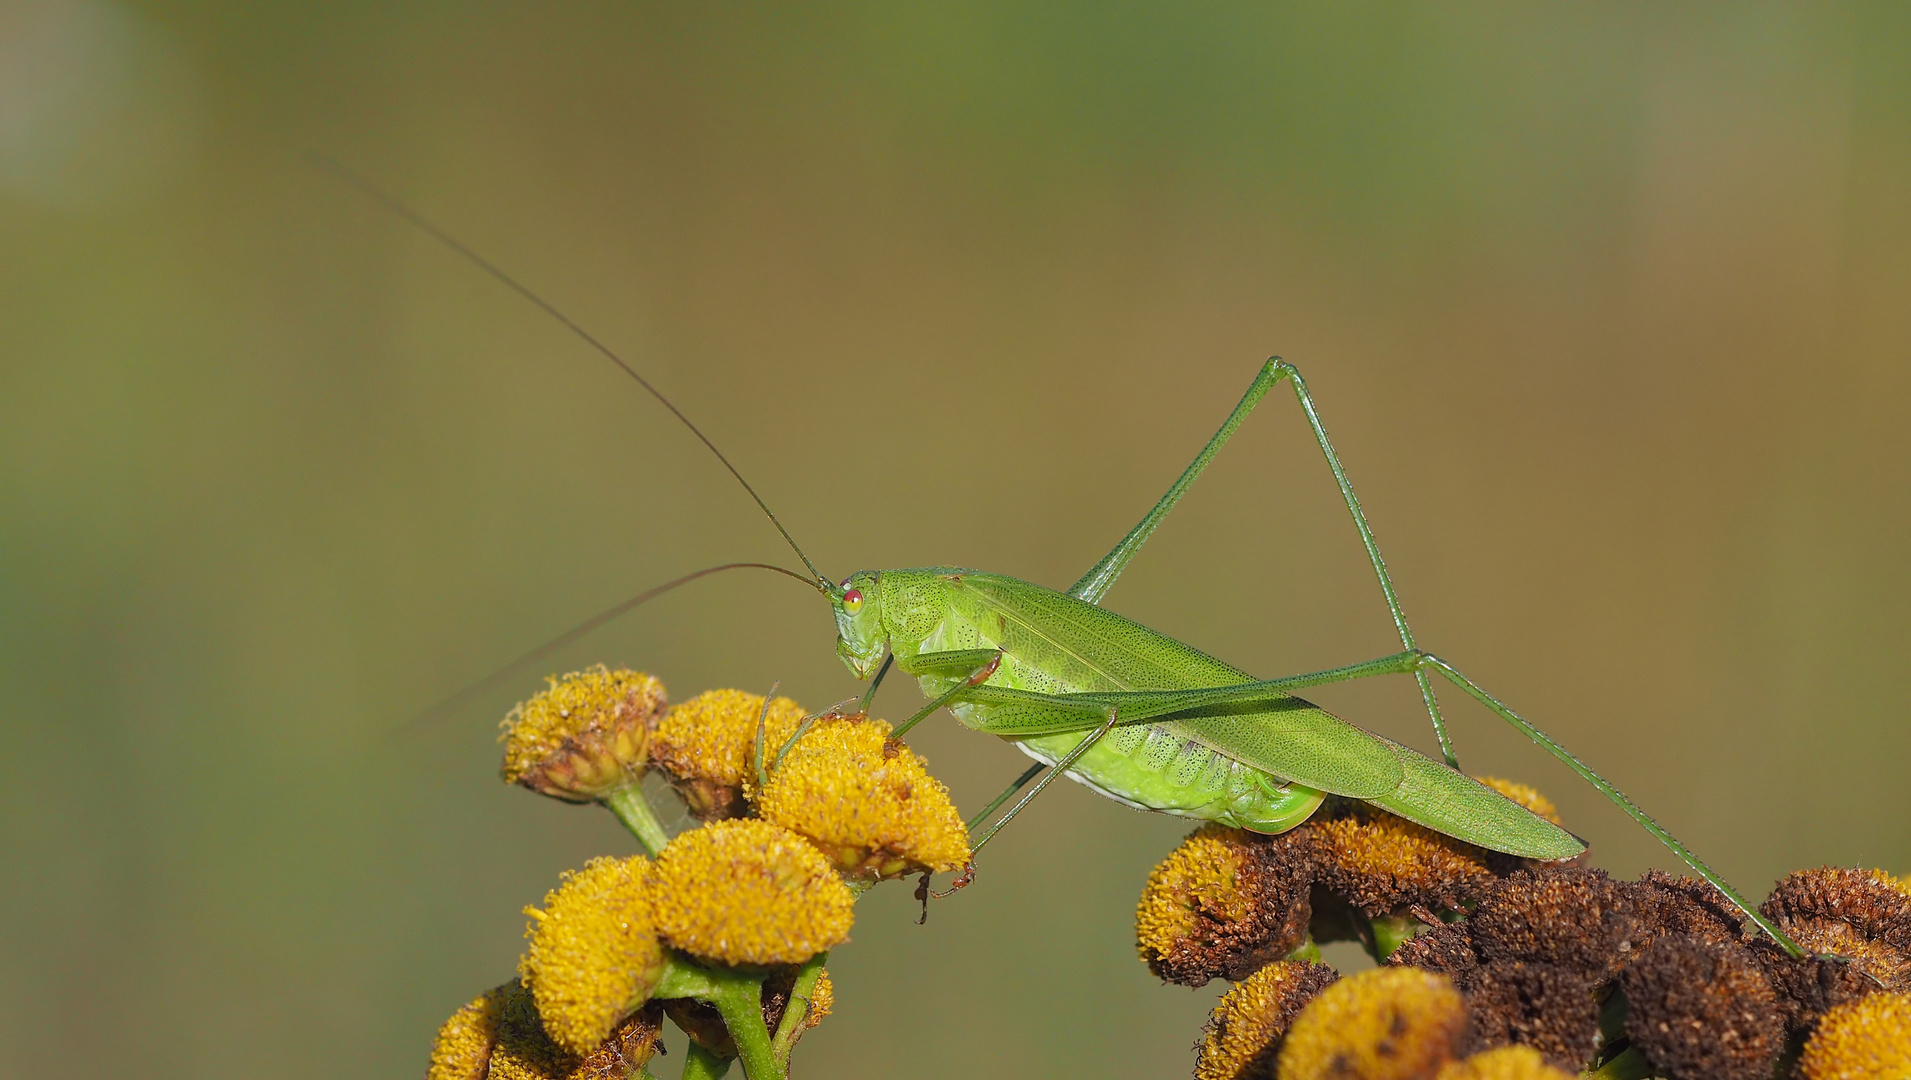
left=842, top=588, right=863, bottom=613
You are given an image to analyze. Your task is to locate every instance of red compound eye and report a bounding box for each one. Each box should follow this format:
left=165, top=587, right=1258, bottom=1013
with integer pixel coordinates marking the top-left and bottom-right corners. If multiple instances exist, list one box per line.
left=842, top=588, right=864, bottom=613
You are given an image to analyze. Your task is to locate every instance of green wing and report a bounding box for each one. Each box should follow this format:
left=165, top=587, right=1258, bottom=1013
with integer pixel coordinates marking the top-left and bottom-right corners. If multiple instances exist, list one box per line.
left=1362, top=736, right=1585, bottom=860
left=1165, top=704, right=1405, bottom=800
left=955, top=683, right=1406, bottom=799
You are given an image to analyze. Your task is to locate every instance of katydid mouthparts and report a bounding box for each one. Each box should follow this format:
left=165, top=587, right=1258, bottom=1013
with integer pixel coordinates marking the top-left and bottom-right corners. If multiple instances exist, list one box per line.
left=326, top=159, right=1810, bottom=959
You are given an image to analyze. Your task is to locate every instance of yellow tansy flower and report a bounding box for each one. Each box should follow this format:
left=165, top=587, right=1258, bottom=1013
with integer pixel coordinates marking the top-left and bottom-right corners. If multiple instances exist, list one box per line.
left=427, top=982, right=509, bottom=1080
left=1278, top=967, right=1469, bottom=1080
left=650, top=689, right=807, bottom=819
left=648, top=819, right=855, bottom=966
left=1798, top=992, right=1911, bottom=1080
left=754, top=714, right=969, bottom=880
left=430, top=979, right=664, bottom=1080
left=500, top=667, right=665, bottom=802
left=1436, top=1046, right=1574, bottom=1080
left=518, top=855, right=666, bottom=1055
left=1312, top=808, right=1495, bottom=918
left=1194, top=960, right=1339, bottom=1080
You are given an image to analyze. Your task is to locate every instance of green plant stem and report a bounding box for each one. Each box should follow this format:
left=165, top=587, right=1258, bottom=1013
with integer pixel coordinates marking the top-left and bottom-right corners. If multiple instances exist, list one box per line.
left=654, top=958, right=782, bottom=1080
left=707, top=976, right=780, bottom=1080
left=679, top=1043, right=731, bottom=1080
left=602, top=782, right=670, bottom=858
left=1368, top=913, right=1423, bottom=961
left=770, top=953, right=828, bottom=1063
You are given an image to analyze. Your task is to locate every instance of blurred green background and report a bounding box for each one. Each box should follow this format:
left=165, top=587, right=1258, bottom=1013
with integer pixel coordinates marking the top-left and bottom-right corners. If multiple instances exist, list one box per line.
left=3, top=2, right=1908, bottom=1076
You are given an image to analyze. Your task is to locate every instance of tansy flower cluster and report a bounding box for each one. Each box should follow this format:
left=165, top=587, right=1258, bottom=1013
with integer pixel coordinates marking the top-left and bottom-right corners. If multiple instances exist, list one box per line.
left=441, top=664, right=1911, bottom=1079
left=1140, top=789, right=1911, bottom=1079
left=428, top=669, right=970, bottom=1080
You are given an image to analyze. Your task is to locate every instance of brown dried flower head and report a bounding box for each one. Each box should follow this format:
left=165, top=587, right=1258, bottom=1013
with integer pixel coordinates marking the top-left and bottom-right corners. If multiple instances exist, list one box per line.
left=518, top=855, right=667, bottom=1056
left=1136, top=824, right=1316, bottom=987
left=1194, top=960, right=1339, bottom=1080
left=647, top=818, right=855, bottom=967
left=1311, top=805, right=1497, bottom=919
left=1619, top=933, right=1783, bottom=1080
left=1467, top=868, right=1638, bottom=979
left=1386, top=919, right=1482, bottom=988
left=753, top=713, right=970, bottom=880
left=1760, top=866, right=1911, bottom=991
left=1622, top=870, right=1745, bottom=951
left=500, top=668, right=666, bottom=802
left=1463, top=960, right=1599, bottom=1071
left=1277, top=967, right=1470, bottom=1080
left=649, top=689, right=807, bottom=819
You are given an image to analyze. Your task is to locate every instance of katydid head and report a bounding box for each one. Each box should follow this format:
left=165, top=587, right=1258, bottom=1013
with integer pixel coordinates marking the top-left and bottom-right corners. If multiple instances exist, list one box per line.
left=831, top=570, right=887, bottom=678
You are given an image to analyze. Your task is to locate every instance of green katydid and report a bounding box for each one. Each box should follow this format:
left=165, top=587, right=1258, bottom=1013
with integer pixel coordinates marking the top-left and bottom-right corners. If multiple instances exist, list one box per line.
left=327, top=162, right=1809, bottom=958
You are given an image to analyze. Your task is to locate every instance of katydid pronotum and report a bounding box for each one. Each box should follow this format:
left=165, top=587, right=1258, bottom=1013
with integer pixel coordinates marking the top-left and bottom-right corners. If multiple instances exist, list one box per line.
left=327, top=163, right=1809, bottom=958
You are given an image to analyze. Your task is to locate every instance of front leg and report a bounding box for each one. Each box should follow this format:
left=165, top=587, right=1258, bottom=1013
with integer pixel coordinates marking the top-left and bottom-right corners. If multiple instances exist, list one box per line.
left=890, top=649, right=1005, bottom=738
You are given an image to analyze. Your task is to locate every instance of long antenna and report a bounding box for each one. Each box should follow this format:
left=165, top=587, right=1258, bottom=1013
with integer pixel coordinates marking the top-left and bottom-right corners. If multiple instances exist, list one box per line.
left=312, top=155, right=833, bottom=588
left=404, top=561, right=825, bottom=731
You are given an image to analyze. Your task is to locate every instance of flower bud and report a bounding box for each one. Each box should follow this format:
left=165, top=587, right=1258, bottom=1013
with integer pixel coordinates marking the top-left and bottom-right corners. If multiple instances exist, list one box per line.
left=500, top=668, right=665, bottom=802
left=753, top=714, right=969, bottom=880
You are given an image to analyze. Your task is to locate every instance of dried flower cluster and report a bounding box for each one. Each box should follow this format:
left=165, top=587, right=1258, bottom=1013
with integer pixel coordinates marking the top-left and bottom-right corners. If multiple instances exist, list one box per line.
left=1141, top=788, right=1911, bottom=1079
left=428, top=669, right=971, bottom=1080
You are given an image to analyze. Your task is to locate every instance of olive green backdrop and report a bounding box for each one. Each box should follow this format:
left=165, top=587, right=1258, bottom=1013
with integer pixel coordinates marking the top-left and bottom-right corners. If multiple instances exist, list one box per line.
left=3, top=3, right=1908, bottom=1077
